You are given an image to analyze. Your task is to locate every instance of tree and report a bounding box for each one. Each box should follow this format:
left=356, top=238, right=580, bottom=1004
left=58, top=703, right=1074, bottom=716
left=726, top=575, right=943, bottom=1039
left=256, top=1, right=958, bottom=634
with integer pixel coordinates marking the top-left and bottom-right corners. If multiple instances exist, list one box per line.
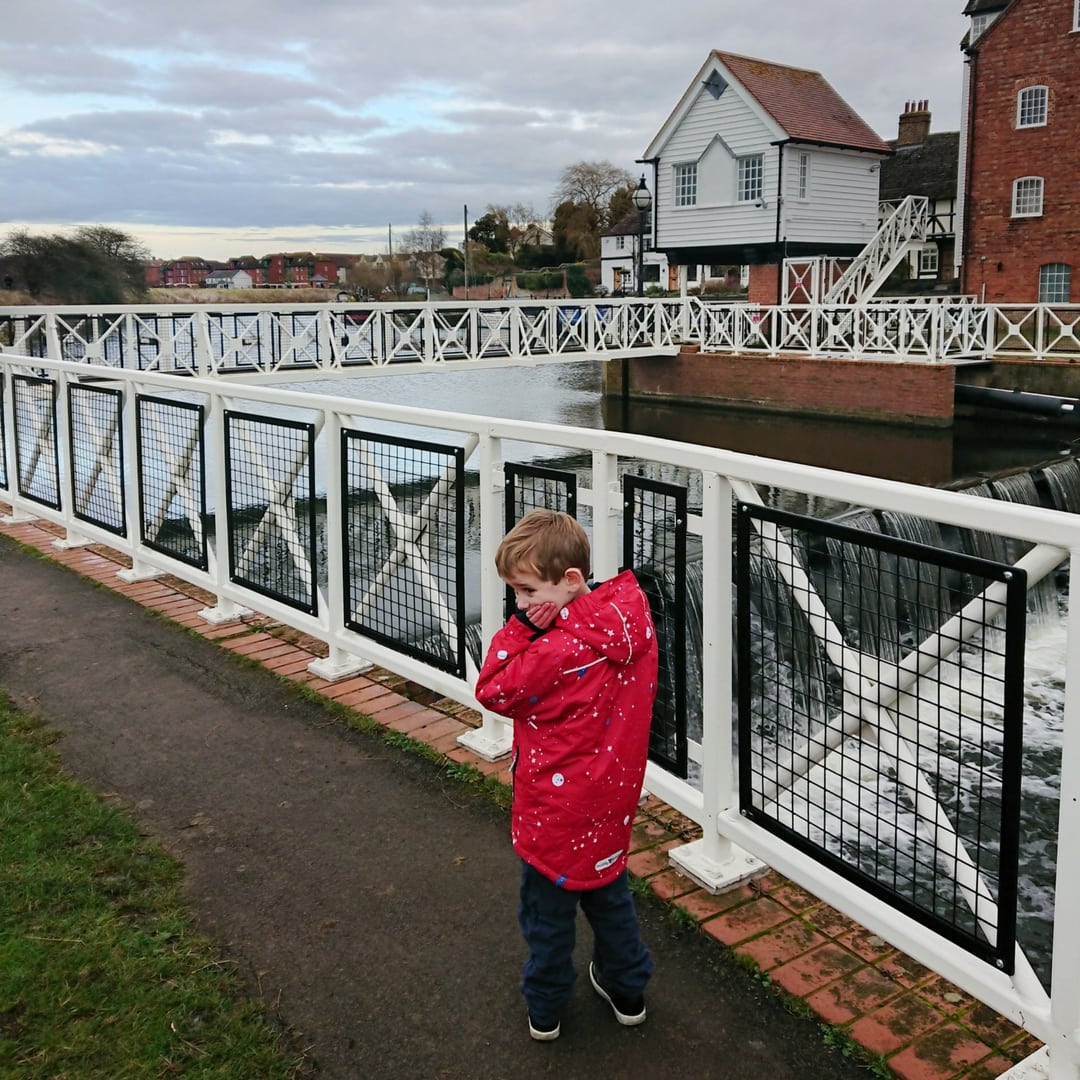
left=551, top=200, right=601, bottom=261
left=552, top=161, right=633, bottom=226
left=403, top=210, right=446, bottom=289
left=0, top=225, right=150, bottom=303
left=550, top=161, right=633, bottom=262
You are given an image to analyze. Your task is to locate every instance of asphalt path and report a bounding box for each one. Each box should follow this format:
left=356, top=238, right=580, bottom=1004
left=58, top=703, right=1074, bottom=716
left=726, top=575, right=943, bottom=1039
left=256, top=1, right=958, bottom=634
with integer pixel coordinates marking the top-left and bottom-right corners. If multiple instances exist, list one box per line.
left=0, top=538, right=871, bottom=1079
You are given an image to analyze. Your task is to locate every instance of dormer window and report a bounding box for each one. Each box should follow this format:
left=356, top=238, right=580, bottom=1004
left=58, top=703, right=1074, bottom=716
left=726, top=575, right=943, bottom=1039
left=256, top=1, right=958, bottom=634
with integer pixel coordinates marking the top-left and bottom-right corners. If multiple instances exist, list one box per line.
left=971, top=12, right=992, bottom=40
left=1017, top=86, right=1048, bottom=128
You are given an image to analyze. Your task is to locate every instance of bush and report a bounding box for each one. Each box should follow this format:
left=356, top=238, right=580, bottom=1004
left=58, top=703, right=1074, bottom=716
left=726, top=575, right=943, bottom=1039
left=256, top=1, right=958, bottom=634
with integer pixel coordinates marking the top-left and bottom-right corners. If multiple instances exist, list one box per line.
left=565, top=263, right=592, bottom=298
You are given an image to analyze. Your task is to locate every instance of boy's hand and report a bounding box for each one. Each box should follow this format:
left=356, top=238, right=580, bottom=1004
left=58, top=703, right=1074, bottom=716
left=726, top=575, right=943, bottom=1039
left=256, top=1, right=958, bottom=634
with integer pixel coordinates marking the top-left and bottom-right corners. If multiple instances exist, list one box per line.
left=524, top=601, right=559, bottom=630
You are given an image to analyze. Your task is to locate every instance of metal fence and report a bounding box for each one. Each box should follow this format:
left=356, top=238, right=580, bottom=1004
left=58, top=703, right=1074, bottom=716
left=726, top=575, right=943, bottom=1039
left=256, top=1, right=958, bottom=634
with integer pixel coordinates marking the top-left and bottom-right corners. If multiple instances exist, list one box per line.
left=3, top=349, right=1080, bottom=1078
left=4, top=297, right=1079, bottom=370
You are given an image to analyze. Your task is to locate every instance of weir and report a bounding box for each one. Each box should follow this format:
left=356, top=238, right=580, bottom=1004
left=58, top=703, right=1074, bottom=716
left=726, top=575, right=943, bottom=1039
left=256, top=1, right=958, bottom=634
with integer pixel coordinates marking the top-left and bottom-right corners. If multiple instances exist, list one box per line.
left=4, top=314, right=1080, bottom=1077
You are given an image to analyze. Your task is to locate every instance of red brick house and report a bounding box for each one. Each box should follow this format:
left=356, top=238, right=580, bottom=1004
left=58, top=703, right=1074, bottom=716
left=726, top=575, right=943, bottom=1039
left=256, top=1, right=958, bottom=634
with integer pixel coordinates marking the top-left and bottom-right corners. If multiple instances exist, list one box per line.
left=957, top=0, right=1080, bottom=302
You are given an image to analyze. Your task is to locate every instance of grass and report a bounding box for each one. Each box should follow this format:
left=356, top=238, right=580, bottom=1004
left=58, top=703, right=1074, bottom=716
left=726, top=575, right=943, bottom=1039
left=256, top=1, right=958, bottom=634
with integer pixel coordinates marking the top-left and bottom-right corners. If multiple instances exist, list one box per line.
left=0, top=695, right=309, bottom=1080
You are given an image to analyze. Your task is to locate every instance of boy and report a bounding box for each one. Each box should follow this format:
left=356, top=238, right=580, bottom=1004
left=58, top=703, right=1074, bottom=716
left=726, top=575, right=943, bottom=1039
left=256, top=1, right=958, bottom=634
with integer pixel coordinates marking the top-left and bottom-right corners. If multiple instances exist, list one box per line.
left=475, top=509, right=658, bottom=1041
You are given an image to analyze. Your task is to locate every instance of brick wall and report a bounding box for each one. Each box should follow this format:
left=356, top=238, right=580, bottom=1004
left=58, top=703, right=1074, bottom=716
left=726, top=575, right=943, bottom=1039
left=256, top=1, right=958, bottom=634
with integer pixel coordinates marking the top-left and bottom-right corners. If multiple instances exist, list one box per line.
left=619, top=347, right=955, bottom=426
left=963, top=0, right=1080, bottom=301
left=748, top=263, right=781, bottom=305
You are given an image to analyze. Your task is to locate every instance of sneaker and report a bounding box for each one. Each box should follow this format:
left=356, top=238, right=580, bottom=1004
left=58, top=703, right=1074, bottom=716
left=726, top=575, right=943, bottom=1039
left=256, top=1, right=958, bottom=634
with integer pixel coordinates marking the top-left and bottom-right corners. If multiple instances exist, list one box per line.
left=589, top=962, right=646, bottom=1026
left=528, top=1013, right=560, bottom=1041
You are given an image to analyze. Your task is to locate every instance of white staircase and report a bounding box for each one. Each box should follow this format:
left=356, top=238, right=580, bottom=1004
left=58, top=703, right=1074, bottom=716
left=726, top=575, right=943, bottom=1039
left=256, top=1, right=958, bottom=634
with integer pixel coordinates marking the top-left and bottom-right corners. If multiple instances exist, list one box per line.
left=783, top=195, right=931, bottom=305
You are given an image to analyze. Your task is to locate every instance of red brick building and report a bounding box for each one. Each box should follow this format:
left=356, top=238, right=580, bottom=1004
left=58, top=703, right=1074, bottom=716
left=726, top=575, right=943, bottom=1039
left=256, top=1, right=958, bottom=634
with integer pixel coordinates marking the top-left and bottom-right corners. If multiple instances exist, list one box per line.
left=957, top=0, right=1080, bottom=302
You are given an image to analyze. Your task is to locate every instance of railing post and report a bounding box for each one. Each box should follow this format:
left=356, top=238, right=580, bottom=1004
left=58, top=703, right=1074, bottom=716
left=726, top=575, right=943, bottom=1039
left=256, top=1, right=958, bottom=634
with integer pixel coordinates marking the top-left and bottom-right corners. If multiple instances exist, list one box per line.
left=50, top=368, right=92, bottom=551
left=590, top=449, right=619, bottom=582
left=669, top=473, right=765, bottom=892
left=197, top=390, right=252, bottom=625
left=458, top=430, right=512, bottom=761
left=1043, top=547, right=1080, bottom=1079
left=308, top=411, right=370, bottom=681
left=115, top=378, right=164, bottom=583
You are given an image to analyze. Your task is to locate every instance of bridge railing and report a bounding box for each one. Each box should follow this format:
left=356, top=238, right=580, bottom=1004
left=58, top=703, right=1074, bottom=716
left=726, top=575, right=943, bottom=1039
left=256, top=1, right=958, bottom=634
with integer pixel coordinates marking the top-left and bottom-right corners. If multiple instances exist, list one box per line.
left=5, top=298, right=1080, bottom=368
left=2, top=348, right=1079, bottom=1077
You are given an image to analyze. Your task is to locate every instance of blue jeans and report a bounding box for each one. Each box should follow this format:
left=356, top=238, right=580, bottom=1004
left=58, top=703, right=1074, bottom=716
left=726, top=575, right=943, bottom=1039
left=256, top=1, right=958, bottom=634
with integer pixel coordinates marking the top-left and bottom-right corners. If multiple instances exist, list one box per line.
left=517, top=861, right=653, bottom=1023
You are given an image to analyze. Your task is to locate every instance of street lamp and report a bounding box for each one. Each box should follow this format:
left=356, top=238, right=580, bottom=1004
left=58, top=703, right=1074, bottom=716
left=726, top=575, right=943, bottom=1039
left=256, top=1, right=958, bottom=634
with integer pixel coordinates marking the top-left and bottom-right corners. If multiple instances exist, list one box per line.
left=632, top=175, right=653, bottom=297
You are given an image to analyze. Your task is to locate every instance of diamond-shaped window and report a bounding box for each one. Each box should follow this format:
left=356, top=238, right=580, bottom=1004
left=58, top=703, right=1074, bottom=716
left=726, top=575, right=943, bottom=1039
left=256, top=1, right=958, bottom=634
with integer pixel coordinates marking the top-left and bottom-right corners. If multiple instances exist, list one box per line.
left=703, top=71, right=727, bottom=99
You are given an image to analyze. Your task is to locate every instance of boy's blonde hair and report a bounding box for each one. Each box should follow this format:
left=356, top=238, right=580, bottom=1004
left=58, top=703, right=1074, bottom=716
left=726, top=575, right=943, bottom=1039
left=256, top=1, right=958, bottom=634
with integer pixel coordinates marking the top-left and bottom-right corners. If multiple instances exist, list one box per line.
left=495, top=509, right=591, bottom=583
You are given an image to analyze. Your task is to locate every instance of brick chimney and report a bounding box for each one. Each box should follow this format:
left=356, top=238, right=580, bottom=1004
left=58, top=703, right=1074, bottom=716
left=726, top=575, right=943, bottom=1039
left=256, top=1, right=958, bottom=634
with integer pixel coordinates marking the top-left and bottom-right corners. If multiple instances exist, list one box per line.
left=896, top=100, right=931, bottom=148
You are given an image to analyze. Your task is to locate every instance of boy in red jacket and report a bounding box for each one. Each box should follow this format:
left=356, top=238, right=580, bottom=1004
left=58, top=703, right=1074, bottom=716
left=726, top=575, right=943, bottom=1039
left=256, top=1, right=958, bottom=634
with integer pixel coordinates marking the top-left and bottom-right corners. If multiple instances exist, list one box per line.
left=475, top=509, right=658, bottom=1041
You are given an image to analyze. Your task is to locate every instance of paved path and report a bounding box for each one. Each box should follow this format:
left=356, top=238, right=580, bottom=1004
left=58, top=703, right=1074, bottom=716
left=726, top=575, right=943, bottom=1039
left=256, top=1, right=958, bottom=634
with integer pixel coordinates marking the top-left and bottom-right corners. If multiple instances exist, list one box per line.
left=0, top=537, right=882, bottom=1079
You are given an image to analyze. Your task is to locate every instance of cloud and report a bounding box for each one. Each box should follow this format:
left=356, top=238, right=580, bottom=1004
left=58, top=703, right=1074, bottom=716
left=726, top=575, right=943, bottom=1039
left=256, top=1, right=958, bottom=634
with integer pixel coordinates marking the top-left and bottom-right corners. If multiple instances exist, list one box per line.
left=0, top=0, right=971, bottom=259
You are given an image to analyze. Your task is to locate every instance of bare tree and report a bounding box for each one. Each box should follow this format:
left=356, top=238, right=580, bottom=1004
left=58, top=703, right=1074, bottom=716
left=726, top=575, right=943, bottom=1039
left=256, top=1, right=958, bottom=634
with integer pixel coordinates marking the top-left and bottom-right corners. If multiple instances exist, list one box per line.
left=551, top=161, right=633, bottom=225
left=403, top=210, right=446, bottom=288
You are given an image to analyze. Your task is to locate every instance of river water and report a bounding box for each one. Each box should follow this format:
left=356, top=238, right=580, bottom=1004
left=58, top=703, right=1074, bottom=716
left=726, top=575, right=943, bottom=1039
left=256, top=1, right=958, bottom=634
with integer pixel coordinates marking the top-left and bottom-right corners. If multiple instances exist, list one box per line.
left=297, top=359, right=1080, bottom=488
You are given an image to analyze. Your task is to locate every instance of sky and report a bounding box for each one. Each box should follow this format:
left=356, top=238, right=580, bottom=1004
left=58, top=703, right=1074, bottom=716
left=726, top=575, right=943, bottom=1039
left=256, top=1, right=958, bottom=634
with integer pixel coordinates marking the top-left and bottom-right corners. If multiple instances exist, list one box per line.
left=1, top=0, right=972, bottom=262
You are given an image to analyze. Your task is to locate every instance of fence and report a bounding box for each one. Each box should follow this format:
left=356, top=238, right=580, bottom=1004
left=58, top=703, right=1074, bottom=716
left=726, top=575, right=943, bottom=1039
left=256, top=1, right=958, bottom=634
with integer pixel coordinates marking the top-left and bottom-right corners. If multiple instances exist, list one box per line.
left=2, top=346, right=1080, bottom=1077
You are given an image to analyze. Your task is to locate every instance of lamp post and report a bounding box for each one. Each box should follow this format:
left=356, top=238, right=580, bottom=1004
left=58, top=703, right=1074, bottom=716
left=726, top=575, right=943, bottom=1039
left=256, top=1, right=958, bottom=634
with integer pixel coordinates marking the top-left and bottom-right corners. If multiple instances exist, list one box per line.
left=632, top=175, right=653, bottom=297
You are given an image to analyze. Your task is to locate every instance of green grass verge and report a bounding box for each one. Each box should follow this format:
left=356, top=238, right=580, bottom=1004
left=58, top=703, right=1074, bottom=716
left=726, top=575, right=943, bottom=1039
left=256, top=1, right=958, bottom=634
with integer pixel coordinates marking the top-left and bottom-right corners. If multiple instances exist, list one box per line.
left=0, top=694, right=309, bottom=1080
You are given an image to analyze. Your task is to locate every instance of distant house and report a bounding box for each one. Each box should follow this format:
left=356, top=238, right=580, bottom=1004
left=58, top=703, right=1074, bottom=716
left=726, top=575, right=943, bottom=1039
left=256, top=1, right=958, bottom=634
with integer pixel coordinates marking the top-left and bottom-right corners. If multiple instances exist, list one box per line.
left=161, top=258, right=212, bottom=287
left=956, top=0, right=1079, bottom=302
left=203, top=268, right=253, bottom=290
left=879, top=102, right=960, bottom=289
left=641, top=51, right=892, bottom=303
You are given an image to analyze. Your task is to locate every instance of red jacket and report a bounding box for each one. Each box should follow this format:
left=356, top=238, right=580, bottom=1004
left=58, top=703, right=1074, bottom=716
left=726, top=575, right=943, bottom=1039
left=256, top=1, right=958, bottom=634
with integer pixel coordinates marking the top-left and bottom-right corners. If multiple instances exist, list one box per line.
left=475, top=570, right=658, bottom=890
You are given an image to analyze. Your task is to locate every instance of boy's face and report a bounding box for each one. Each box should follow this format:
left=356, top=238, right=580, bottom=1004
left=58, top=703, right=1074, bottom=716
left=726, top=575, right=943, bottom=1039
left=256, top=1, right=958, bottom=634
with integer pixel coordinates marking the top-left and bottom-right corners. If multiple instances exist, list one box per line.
left=503, top=567, right=585, bottom=615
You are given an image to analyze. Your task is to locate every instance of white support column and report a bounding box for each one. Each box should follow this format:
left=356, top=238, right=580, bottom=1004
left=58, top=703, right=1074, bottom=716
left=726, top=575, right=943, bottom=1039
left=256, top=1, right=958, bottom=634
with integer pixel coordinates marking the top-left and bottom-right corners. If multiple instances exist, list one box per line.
left=589, top=449, right=619, bottom=582
left=50, top=368, right=92, bottom=550
left=669, top=472, right=766, bottom=893
left=308, top=411, right=370, bottom=682
left=198, top=392, right=251, bottom=625
left=457, top=431, right=512, bottom=761
left=115, top=377, right=164, bottom=583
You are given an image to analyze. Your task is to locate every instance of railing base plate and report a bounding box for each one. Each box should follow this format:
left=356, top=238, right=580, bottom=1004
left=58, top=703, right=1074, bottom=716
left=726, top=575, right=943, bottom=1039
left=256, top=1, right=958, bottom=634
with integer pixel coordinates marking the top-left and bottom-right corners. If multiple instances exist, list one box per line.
left=117, top=565, right=165, bottom=583
left=669, top=838, right=767, bottom=894
left=198, top=604, right=253, bottom=625
left=307, top=655, right=372, bottom=681
left=457, top=725, right=512, bottom=762
left=1, top=510, right=37, bottom=524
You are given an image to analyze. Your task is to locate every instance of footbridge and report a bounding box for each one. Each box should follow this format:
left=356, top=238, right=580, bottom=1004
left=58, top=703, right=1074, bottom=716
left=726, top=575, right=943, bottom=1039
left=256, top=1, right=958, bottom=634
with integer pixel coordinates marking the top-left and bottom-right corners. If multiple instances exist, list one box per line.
left=3, top=295, right=1078, bottom=376
left=2, top=330, right=1080, bottom=1077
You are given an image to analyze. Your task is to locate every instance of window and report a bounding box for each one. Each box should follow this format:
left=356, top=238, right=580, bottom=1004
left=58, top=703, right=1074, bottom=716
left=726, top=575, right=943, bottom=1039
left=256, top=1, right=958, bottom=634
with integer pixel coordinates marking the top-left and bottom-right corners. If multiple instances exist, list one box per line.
left=1012, top=176, right=1044, bottom=216
left=971, top=12, right=991, bottom=39
left=1017, top=86, right=1048, bottom=128
left=797, top=153, right=810, bottom=199
left=1074, top=0, right=1080, bottom=31
left=919, top=246, right=939, bottom=275
left=615, top=236, right=625, bottom=250
left=738, top=153, right=764, bottom=202
left=1039, top=264, right=1072, bottom=303
left=674, top=163, right=697, bottom=206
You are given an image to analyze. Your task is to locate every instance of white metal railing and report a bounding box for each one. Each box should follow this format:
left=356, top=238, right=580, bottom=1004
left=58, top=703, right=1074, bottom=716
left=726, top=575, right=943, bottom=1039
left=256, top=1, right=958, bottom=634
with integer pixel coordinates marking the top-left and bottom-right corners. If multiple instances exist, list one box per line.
left=3, top=298, right=1080, bottom=370
left=2, top=348, right=1080, bottom=1079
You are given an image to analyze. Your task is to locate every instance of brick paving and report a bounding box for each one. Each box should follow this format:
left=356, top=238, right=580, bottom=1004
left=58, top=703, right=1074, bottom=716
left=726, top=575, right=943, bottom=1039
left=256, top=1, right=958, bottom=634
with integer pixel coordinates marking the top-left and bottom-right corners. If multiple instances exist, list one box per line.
left=0, top=502, right=1045, bottom=1080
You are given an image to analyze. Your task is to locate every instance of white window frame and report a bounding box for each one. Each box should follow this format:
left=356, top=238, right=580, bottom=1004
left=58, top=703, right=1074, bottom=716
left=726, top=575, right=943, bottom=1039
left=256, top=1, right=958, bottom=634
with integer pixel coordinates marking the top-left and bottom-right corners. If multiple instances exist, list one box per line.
left=1074, top=0, right=1080, bottom=31
left=1012, top=176, right=1044, bottom=217
left=971, top=12, right=991, bottom=40
left=673, top=163, right=697, bottom=207
left=1039, top=263, right=1072, bottom=303
left=737, top=153, right=764, bottom=203
left=797, top=153, right=810, bottom=200
left=615, top=236, right=625, bottom=251
left=918, top=246, right=939, bottom=276
left=1017, top=86, right=1048, bottom=128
